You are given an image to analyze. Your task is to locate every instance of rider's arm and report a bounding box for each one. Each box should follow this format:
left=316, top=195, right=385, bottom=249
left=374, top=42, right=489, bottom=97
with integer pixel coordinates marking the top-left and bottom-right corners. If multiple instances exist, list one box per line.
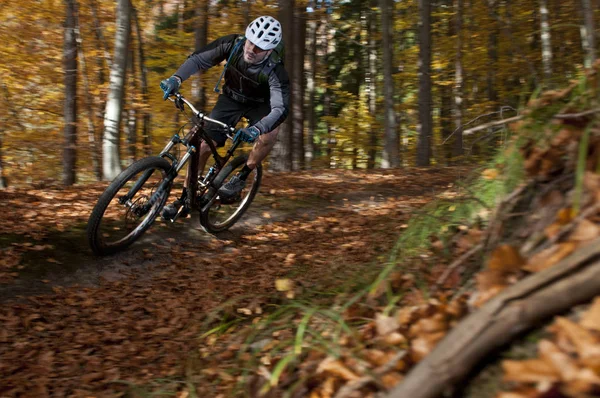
left=253, top=65, right=290, bottom=134
left=173, top=34, right=240, bottom=82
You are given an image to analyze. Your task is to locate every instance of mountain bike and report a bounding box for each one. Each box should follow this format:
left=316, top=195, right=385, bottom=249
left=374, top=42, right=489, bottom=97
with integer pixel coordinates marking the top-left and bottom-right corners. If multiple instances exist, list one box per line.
left=86, top=93, right=262, bottom=256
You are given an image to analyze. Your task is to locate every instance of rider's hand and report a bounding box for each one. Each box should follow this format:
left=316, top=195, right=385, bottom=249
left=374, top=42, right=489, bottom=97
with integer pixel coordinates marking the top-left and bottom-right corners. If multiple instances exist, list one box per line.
left=160, top=76, right=182, bottom=100
left=235, top=126, right=261, bottom=143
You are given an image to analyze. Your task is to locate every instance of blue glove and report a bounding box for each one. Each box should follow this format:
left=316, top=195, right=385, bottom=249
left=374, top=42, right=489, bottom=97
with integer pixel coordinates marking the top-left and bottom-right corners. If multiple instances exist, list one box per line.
left=235, top=126, right=261, bottom=143
left=160, top=76, right=181, bottom=100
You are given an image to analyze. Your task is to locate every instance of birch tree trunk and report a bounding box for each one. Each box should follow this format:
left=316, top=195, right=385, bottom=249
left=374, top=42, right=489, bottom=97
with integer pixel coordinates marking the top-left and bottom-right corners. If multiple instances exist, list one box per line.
left=539, top=0, right=553, bottom=86
left=381, top=0, right=399, bottom=168
left=453, top=0, right=464, bottom=158
left=580, top=0, right=597, bottom=68
left=63, top=0, right=78, bottom=186
left=292, top=5, right=306, bottom=171
left=305, top=8, right=318, bottom=168
left=102, top=0, right=131, bottom=180
left=416, top=0, right=432, bottom=166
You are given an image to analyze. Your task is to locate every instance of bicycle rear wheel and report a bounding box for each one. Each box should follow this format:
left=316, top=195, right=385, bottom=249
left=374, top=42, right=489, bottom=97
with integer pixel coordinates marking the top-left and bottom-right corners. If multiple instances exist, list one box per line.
left=87, top=156, right=173, bottom=256
left=199, top=155, right=261, bottom=233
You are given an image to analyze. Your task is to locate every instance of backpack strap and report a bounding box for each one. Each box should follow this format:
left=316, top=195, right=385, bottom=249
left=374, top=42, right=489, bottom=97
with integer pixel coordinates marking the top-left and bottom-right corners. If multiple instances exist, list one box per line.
left=258, top=42, right=284, bottom=85
left=214, top=36, right=245, bottom=93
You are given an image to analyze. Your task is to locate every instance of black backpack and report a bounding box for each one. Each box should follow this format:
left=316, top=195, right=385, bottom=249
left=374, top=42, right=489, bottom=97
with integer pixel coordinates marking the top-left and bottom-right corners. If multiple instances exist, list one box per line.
left=214, top=36, right=285, bottom=92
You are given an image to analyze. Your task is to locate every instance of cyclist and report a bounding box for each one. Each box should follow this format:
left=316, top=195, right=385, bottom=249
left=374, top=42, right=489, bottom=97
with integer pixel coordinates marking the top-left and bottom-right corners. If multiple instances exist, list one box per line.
left=160, top=16, right=290, bottom=219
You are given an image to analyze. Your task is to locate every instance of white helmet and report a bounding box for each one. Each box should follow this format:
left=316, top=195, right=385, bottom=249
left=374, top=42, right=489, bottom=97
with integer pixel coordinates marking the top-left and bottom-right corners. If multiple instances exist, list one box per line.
left=245, top=16, right=282, bottom=50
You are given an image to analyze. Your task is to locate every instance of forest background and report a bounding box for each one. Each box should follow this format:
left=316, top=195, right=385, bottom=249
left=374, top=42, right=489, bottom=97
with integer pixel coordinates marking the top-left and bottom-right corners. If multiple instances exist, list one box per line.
left=0, top=0, right=598, bottom=188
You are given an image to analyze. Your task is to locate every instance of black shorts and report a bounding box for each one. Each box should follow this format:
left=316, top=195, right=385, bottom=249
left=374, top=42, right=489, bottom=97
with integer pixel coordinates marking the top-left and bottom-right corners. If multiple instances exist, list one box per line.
left=204, top=94, right=271, bottom=147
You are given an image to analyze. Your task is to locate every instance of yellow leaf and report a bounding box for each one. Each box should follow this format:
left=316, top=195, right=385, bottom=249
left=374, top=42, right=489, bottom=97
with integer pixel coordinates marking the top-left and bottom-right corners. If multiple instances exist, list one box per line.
left=482, top=168, right=499, bottom=180
left=275, top=278, right=293, bottom=292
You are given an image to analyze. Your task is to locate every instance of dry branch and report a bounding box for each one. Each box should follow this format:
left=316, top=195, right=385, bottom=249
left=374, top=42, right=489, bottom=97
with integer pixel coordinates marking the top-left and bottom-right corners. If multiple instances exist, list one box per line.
left=386, top=238, right=600, bottom=398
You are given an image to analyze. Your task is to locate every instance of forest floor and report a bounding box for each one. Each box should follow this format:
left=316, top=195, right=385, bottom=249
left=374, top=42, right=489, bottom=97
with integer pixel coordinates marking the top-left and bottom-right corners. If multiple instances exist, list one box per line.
left=0, top=167, right=465, bottom=397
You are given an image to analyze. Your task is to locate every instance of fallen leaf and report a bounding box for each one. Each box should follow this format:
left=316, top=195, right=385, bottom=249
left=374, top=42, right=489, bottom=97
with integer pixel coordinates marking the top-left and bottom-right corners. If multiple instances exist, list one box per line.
left=482, top=168, right=499, bottom=180
left=523, top=242, right=577, bottom=272
left=502, top=359, right=560, bottom=383
left=316, top=357, right=360, bottom=381
left=487, top=245, right=525, bottom=273
left=275, top=279, right=293, bottom=292
left=375, top=313, right=399, bottom=336
left=569, top=219, right=600, bottom=242
left=580, top=297, right=600, bottom=331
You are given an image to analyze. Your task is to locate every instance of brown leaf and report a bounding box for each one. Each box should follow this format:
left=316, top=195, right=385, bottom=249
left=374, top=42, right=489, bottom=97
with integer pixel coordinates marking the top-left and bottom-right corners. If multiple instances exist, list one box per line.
left=501, top=359, right=560, bottom=383
left=375, top=313, right=399, bottom=336
left=316, top=357, right=360, bottom=381
left=409, top=332, right=446, bottom=363
left=580, top=297, right=600, bottom=332
left=381, top=371, right=404, bottom=389
left=383, top=332, right=407, bottom=346
left=538, top=339, right=579, bottom=381
left=569, top=219, right=600, bottom=242
left=554, top=317, right=600, bottom=368
left=523, top=242, right=577, bottom=272
left=487, top=245, right=525, bottom=273
left=583, top=171, right=600, bottom=193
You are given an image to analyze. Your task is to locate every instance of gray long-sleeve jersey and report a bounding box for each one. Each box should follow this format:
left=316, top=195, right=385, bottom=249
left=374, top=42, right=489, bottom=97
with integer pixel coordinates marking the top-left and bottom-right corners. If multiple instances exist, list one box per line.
left=174, top=34, right=290, bottom=134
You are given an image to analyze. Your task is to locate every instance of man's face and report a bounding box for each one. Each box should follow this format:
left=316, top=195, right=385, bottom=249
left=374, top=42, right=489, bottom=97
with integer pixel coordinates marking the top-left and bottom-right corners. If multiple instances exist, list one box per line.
left=243, top=40, right=272, bottom=64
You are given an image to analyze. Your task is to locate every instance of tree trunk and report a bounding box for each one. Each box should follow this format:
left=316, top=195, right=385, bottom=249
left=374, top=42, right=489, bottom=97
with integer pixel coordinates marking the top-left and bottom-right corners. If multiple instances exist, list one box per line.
left=102, top=0, right=131, bottom=180
left=132, top=6, right=152, bottom=156
left=292, top=5, right=307, bottom=171
left=270, top=0, right=295, bottom=172
left=63, top=0, right=78, bottom=186
left=416, top=0, right=432, bottom=167
left=90, top=0, right=112, bottom=68
left=242, top=0, right=251, bottom=26
left=453, top=0, right=464, bottom=159
left=126, top=32, right=137, bottom=165
left=305, top=9, right=318, bottom=168
left=539, top=0, right=553, bottom=86
left=380, top=0, right=399, bottom=168
left=193, top=0, right=209, bottom=111
left=367, top=0, right=378, bottom=169
left=74, top=0, right=102, bottom=180
left=581, top=0, right=597, bottom=68
left=0, top=111, right=6, bottom=187
left=324, top=20, right=335, bottom=167
left=386, top=238, right=600, bottom=398
left=486, top=0, right=498, bottom=106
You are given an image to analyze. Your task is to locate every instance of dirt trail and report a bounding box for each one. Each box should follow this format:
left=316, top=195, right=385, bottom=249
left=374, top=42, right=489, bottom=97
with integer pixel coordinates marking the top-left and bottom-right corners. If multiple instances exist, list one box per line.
left=0, top=168, right=462, bottom=397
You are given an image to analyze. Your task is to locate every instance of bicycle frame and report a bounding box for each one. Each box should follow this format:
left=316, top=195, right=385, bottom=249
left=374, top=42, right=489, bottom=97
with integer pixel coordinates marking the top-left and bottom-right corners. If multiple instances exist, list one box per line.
left=120, top=93, right=241, bottom=218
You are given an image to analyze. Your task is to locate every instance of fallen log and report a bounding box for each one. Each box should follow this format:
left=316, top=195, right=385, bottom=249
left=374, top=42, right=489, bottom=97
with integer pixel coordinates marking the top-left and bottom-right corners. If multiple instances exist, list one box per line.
left=386, top=237, right=600, bottom=398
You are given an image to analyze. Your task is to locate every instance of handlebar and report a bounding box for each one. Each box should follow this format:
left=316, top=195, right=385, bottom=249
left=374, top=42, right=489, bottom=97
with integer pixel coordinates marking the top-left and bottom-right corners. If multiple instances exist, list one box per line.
left=169, top=93, right=237, bottom=136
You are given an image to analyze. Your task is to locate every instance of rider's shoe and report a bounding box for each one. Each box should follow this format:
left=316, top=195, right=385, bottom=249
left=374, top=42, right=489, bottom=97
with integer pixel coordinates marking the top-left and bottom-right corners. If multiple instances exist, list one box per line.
left=161, top=198, right=190, bottom=220
left=218, top=175, right=246, bottom=200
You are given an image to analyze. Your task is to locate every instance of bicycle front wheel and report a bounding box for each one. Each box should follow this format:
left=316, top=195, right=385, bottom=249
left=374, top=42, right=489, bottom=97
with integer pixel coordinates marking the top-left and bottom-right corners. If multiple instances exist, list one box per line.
left=199, top=155, right=262, bottom=233
left=87, top=156, right=173, bottom=256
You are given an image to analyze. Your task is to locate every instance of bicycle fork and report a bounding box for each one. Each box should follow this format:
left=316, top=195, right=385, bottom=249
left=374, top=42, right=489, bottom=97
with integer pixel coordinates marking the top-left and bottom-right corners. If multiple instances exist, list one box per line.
left=119, top=134, right=197, bottom=217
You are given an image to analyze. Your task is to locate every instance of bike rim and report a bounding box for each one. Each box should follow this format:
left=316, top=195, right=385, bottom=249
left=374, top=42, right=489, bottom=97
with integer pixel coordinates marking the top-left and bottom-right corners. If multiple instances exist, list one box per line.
left=206, top=167, right=258, bottom=228
left=96, top=167, right=168, bottom=248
